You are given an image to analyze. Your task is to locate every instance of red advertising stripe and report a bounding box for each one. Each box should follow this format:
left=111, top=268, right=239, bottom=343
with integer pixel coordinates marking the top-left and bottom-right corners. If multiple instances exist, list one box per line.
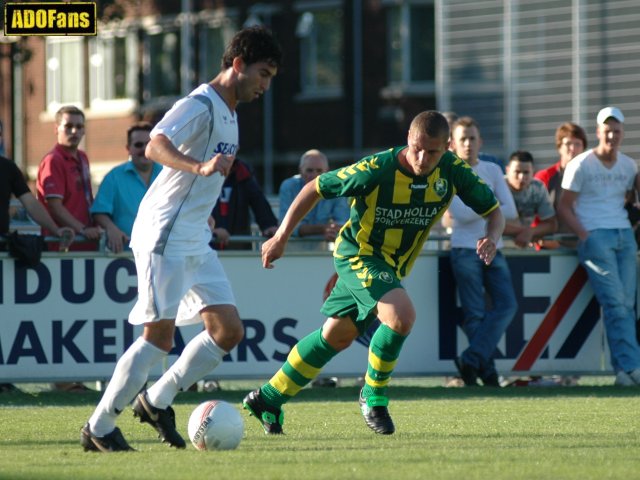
left=512, top=265, right=588, bottom=371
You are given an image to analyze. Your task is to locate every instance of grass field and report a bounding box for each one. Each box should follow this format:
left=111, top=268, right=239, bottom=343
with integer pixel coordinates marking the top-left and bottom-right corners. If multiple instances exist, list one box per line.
left=1, top=378, right=639, bottom=480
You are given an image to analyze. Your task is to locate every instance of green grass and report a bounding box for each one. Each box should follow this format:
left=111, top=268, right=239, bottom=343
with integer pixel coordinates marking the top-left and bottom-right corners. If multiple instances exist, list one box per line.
left=1, top=378, right=639, bottom=480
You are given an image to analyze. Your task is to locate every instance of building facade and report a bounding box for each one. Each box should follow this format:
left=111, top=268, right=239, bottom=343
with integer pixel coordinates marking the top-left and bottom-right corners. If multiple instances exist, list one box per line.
left=0, top=0, right=638, bottom=194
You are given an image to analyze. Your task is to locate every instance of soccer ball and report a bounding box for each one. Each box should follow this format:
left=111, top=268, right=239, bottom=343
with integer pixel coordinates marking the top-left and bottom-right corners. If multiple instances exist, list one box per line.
left=187, top=400, right=244, bottom=451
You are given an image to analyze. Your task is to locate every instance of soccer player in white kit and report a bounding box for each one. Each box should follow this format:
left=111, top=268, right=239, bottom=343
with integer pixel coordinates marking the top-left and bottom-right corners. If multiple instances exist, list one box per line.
left=81, top=26, right=282, bottom=452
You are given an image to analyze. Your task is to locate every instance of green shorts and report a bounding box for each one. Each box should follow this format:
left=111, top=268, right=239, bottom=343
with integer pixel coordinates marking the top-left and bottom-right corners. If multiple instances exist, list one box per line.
left=320, top=255, right=403, bottom=335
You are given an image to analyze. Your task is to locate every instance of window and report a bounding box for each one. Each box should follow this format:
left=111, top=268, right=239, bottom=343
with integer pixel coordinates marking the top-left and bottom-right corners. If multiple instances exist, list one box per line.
left=142, top=25, right=181, bottom=101
left=198, top=18, right=237, bottom=83
left=88, top=31, right=138, bottom=112
left=295, top=6, right=344, bottom=98
left=385, top=0, right=435, bottom=96
left=45, top=37, right=85, bottom=111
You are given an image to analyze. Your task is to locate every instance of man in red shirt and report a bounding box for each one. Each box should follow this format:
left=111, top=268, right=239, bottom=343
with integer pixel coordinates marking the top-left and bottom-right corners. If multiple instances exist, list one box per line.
left=36, top=105, right=102, bottom=393
left=36, top=105, right=101, bottom=250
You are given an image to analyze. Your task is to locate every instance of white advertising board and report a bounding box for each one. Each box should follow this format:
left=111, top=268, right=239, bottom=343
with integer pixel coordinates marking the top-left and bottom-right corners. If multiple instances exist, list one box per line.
left=0, top=250, right=613, bottom=382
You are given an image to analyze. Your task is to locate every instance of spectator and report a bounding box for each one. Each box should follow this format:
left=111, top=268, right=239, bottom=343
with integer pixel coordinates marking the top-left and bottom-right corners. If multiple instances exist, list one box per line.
left=91, top=122, right=162, bottom=253
left=0, top=154, right=75, bottom=393
left=36, top=105, right=102, bottom=251
left=242, top=111, right=504, bottom=435
left=37, top=105, right=102, bottom=392
left=279, top=149, right=349, bottom=243
left=211, top=158, right=278, bottom=250
left=443, top=116, right=518, bottom=387
left=535, top=122, right=588, bottom=248
left=503, top=150, right=557, bottom=248
left=558, top=106, right=640, bottom=386
left=442, top=111, right=505, bottom=172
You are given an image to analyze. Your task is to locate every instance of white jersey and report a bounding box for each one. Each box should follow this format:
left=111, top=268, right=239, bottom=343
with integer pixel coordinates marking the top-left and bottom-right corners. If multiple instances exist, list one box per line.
left=561, top=148, right=636, bottom=231
left=447, top=160, right=518, bottom=249
left=130, top=84, right=239, bottom=255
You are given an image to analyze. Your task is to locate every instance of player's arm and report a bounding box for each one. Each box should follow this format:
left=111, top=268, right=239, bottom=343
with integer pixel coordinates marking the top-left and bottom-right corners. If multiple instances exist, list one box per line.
left=146, top=134, right=233, bottom=177
left=477, top=207, right=505, bottom=265
left=261, top=180, right=321, bottom=269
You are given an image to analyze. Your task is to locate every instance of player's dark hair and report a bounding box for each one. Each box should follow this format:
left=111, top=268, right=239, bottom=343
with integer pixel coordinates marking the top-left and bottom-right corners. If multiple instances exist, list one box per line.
left=221, top=26, right=283, bottom=70
left=509, top=150, right=535, bottom=164
left=127, top=121, right=153, bottom=145
left=410, top=111, right=450, bottom=142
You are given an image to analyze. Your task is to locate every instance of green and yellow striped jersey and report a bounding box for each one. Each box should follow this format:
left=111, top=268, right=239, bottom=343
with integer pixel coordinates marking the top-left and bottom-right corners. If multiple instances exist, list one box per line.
left=316, top=146, right=499, bottom=279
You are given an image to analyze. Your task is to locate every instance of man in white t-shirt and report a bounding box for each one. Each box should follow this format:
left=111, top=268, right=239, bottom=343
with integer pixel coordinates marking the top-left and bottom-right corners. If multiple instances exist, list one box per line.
left=443, top=116, right=519, bottom=387
left=558, top=106, right=640, bottom=387
left=81, top=26, right=282, bottom=452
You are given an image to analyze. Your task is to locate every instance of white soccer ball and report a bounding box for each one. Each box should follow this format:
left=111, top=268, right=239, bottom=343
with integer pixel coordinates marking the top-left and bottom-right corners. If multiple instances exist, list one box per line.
left=187, top=400, right=244, bottom=451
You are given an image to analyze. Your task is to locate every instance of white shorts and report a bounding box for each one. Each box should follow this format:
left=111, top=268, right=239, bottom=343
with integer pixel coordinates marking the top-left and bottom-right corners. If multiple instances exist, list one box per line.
left=129, top=249, right=236, bottom=326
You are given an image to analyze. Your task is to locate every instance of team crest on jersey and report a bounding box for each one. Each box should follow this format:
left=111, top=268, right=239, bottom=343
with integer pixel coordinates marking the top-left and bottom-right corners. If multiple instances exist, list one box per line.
left=434, top=178, right=448, bottom=197
left=379, top=271, right=393, bottom=284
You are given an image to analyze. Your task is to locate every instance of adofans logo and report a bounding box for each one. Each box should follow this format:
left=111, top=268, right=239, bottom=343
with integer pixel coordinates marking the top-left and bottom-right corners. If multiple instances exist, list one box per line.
left=4, top=2, right=96, bottom=36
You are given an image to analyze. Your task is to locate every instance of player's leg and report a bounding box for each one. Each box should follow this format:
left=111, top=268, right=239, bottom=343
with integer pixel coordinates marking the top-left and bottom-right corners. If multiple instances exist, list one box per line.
left=82, top=324, right=171, bottom=452
left=359, top=287, right=414, bottom=435
left=83, top=251, right=184, bottom=452
left=134, top=251, right=239, bottom=448
left=244, top=316, right=358, bottom=434
left=146, top=304, right=243, bottom=410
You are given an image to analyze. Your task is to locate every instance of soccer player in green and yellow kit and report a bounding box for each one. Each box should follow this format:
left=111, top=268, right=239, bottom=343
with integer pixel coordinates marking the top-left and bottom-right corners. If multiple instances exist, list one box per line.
left=243, top=111, right=505, bottom=435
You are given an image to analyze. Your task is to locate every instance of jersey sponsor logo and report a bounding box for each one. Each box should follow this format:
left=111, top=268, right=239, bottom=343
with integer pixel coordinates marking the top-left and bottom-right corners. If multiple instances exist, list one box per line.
left=4, top=2, right=96, bottom=36
left=213, top=142, right=238, bottom=156
left=410, top=184, right=427, bottom=190
left=375, top=205, right=440, bottom=227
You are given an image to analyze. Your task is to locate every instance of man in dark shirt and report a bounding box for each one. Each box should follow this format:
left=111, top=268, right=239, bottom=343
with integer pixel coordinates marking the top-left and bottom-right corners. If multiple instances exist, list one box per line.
left=211, top=158, right=277, bottom=250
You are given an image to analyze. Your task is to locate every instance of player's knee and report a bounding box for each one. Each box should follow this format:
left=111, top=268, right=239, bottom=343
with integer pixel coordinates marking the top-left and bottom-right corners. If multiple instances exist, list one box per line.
left=206, top=316, right=244, bottom=350
left=381, top=311, right=415, bottom=336
left=393, top=316, right=415, bottom=335
left=143, top=322, right=176, bottom=352
left=322, top=316, right=359, bottom=351
left=327, top=336, right=354, bottom=352
left=226, top=319, right=245, bottom=346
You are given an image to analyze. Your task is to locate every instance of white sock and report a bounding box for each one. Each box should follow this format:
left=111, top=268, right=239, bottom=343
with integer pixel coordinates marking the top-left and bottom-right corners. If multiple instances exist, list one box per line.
left=89, top=337, right=166, bottom=437
left=147, top=331, right=227, bottom=409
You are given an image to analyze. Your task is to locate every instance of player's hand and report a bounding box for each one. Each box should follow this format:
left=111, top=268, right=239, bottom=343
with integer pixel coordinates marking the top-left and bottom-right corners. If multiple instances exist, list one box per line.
left=476, top=236, right=497, bottom=265
left=261, top=235, right=286, bottom=269
left=198, top=154, right=235, bottom=177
